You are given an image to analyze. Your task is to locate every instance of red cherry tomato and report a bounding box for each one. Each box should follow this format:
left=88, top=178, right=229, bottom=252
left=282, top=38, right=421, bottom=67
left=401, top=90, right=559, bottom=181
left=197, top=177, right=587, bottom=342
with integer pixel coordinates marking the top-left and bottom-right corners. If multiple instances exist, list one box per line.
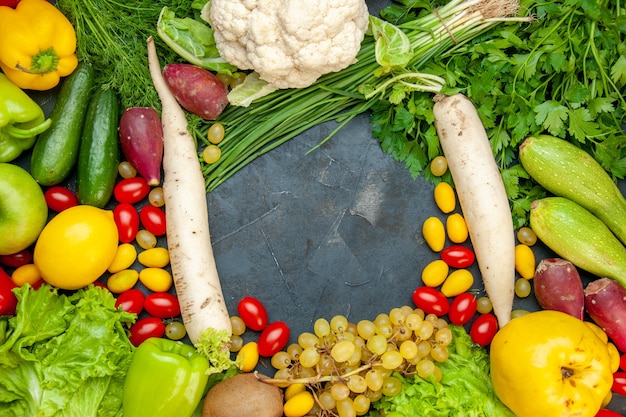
left=114, top=177, right=150, bottom=204
left=469, top=313, right=499, bottom=346
left=115, top=289, right=145, bottom=315
left=412, top=286, right=450, bottom=316
left=144, top=292, right=181, bottom=318
left=0, top=0, right=19, bottom=7
left=44, top=186, right=78, bottom=212
left=441, top=245, right=475, bottom=268
left=113, top=203, right=140, bottom=243
left=448, top=292, right=477, bottom=326
left=612, top=372, right=626, bottom=396
left=0, top=266, right=17, bottom=316
left=595, top=409, right=625, bottom=417
left=140, top=205, right=167, bottom=237
left=620, top=353, right=626, bottom=372
left=237, top=296, right=269, bottom=331
left=0, top=249, right=33, bottom=268
left=257, top=321, right=290, bottom=357
left=129, top=316, right=166, bottom=346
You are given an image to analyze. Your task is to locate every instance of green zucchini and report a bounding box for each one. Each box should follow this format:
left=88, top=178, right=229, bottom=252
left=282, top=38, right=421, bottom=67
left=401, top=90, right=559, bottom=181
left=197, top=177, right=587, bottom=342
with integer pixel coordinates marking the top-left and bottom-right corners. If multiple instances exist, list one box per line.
left=76, top=88, right=121, bottom=208
left=530, top=197, right=626, bottom=288
left=520, top=134, right=626, bottom=245
left=30, top=63, right=95, bottom=186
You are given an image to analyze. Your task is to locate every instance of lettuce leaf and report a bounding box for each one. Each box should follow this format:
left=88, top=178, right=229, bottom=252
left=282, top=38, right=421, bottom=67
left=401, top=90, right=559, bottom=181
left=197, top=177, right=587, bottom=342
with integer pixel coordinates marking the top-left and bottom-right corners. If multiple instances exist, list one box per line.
left=0, top=285, right=135, bottom=417
left=368, top=325, right=515, bottom=417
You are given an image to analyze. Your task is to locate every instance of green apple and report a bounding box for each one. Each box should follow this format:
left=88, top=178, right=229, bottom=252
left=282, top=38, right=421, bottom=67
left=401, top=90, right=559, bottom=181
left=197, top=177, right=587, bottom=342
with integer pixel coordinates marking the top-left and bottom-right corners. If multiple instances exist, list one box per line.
left=0, top=163, right=48, bottom=255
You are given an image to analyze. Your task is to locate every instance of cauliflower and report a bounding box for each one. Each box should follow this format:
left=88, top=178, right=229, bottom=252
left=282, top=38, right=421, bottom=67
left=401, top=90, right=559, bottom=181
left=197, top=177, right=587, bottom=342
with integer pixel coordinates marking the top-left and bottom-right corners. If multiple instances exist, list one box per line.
left=203, top=0, right=370, bottom=89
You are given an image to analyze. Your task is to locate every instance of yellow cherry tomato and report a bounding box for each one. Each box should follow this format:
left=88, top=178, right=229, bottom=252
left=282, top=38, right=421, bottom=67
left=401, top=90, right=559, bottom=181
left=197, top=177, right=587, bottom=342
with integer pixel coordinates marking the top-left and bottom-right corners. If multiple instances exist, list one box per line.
left=446, top=213, right=468, bottom=243
left=107, top=269, right=139, bottom=293
left=422, top=217, right=445, bottom=252
left=11, top=263, right=41, bottom=286
left=433, top=182, right=456, bottom=214
left=202, top=145, right=221, bottom=164
left=441, top=269, right=474, bottom=297
left=236, top=341, right=259, bottom=372
left=283, top=390, right=315, bottom=417
left=137, top=247, right=170, bottom=268
left=139, top=267, right=173, bottom=292
left=108, top=243, right=137, bottom=273
left=34, top=205, right=118, bottom=290
left=421, top=259, right=449, bottom=287
left=514, top=244, right=536, bottom=279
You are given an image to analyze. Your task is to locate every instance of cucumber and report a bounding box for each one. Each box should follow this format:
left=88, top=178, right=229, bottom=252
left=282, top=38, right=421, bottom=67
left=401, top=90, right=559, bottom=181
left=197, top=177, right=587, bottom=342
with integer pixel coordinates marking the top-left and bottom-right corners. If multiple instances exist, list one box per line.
left=30, top=63, right=95, bottom=186
left=530, top=197, right=626, bottom=288
left=520, top=134, right=626, bottom=245
left=76, top=88, right=121, bottom=208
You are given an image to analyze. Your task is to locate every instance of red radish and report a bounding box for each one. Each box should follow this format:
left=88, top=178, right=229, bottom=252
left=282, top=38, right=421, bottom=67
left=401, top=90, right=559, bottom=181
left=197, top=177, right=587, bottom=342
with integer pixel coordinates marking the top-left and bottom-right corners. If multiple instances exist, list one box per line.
left=118, top=107, right=164, bottom=186
left=533, top=258, right=584, bottom=320
left=147, top=37, right=232, bottom=372
left=433, top=93, right=515, bottom=328
left=162, top=63, right=229, bottom=120
left=585, top=277, right=626, bottom=352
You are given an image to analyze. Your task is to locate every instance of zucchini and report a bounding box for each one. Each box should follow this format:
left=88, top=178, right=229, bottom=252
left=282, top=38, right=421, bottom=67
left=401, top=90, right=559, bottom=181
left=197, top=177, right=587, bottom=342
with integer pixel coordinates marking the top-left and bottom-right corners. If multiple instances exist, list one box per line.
left=530, top=197, right=626, bottom=288
left=30, top=63, right=95, bottom=186
left=520, top=134, right=626, bottom=245
left=76, top=88, right=121, bottom=208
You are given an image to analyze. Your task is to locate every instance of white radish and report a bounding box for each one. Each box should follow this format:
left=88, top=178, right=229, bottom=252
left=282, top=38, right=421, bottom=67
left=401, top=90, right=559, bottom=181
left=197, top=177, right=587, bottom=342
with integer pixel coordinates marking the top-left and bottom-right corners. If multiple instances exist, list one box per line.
left=146, top=37, right=232, bottom=371
left=432, top=93, right=515, bottom=328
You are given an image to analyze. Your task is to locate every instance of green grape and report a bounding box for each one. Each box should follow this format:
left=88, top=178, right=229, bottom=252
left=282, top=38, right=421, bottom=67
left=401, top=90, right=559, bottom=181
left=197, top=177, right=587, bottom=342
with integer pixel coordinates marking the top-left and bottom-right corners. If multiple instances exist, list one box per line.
left=435, top=318, right=449, bottom=330
left=424, top=313, right=439, bottom=325
left=511, top=309, right=530, bottom=319
left=431, top=345, right=449, bottom=362
left=517, top=226, right=537, bottom=246
left=381, top=376, right=403, bottom=396
left=319, top=354, right=334, bottom=376
left=314, top=318, right=331, bottom=337
left=400, top=305, right=415, bottom=317
left=399, top=340, right=418, bottom=360
left=405, top=313, right=424, bottom=331
left=432, top=365, right=443, bottom=382
left=389, top=307, right=407, bottom=325
left=229, top=316, right=246, bottom=336
left=416, top=340, right=431, bottom=358
left=331, top=340, right=356, bottom=363
left=381, top=350, right=403, bottom=370
left=346, top=345, right=363, bottom=366
left=365, top=369, right=384, bottom=391
left=353, top=394, right=371, bottom=414
left=357, top=320, right=376, bottom=339
left=165, top=321, right=187, bottom=341
left=287, top=343, right=303, bottom=361
left=318, top=390, right=336, bottom=409
left=430, top=155, right=448, bottom=176
left=394, top=325, right=412, bottom=342
left=476, top=296, right=493, bottom=314
left=347, top=375, right=368, bottom=393
left=375, top=323, right=393, bottom=339
left=416, top=359, right=436, bottom=379
left=435, top=327, right=453, bottom=345
left=330, top=383, right=351, bottom=401
left=229, top=334, right=243, bottom=352
left=336, top=398, right=357, bottom=417
left=347, top=322, right=359, bottom=337
left=515, top=278, right=532, bottom=298
left=415, top=320, right=434, bottom=340
left=271, top=351, right=292, bottom=369
left=330, top=315, right=349, bottom=334
left=300, top=346, right=321, bottom=368
left=374, top=313, right=391, bottom=327
left=298, top=332, right=319, bottom=349
left=365, top=389, right=383, bottom=403
left=295, top=366, right=316, bottom=378
left=366, top=334, right=387, bottom=355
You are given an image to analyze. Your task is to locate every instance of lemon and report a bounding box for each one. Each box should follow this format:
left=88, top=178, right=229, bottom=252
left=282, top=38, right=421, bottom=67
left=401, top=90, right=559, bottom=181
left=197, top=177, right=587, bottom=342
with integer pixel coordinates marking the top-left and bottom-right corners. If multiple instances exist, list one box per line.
left=34, top=205, right=119, bottom=290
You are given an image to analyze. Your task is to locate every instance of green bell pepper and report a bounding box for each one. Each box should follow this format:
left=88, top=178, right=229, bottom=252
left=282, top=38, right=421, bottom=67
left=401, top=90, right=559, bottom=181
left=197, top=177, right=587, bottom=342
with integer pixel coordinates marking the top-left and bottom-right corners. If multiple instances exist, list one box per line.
left=123, top=337, right=210, bottom=417
left=0, top=73, right=51, bottom=162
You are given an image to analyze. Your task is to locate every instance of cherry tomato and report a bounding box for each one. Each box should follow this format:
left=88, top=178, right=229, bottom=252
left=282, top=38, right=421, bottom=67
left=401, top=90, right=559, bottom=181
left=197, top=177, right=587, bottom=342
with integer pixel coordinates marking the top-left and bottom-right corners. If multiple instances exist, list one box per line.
left=412, top=286, right=450, bottom=316
left=144, top=292, right=181, bottom=318
left=620, top=353, right=626, bottom=372
left=469, top=313, right=498, bottom=346
left=0, top=249, right=33, bottom=268
left=441, top=245, right=475, bottom=268
left=448, top=292, right=478, bottom=326
left=44, top=186, right=78, bottom=212
left=115, top=289, right=145, bottom=315
left=129, top=316, right=166, bottom=346
left=612, top=372, right=626, bottom=396
left=238, top=296, right=269, bottom=331
left=140, top=205, right=167, bottom=237
left=0, top=266, right=17, bottom=316
left=113, top=203, right=140, bottom=243
left=257, top=321, right=290, bottom=357
left=0, top=0, right=19, bottom=7
left=595, top=409, right=625, bottom=417
left=114, top=177, right=150, bottom=204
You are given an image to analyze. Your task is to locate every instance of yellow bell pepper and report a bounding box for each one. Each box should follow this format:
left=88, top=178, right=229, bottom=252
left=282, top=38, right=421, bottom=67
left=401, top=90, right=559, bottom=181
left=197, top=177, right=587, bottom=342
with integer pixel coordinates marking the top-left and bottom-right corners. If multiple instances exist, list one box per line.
left=0, top=0, right=78, bottom=90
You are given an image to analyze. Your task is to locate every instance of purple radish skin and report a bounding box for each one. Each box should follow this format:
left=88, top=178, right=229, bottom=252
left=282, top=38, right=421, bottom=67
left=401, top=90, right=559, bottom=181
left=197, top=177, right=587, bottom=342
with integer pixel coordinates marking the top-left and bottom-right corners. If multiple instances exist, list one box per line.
left=585, top=277, right=626, bottom=352
left=162, top=64, right=229, bottom=120
left=533, top=258, right=584, bottom=320
left=118, top=107, right=164, bottom=186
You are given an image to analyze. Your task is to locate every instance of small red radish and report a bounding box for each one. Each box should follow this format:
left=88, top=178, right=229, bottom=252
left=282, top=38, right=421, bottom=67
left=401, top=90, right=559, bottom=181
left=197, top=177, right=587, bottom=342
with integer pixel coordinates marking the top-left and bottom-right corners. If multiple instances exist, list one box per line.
left=533, top=258, right=585, bottom=320
left=118, top=107, right=164, bottom=186
left=585, top=277, right=626, bottom=352
left=162, top=63, right=229, bottom=120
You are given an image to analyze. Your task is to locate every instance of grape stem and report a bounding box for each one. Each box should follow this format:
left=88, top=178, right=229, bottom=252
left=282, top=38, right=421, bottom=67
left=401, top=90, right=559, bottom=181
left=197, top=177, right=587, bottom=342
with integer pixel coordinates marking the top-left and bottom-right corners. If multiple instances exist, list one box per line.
left=253, top=363, right=374, bottom=386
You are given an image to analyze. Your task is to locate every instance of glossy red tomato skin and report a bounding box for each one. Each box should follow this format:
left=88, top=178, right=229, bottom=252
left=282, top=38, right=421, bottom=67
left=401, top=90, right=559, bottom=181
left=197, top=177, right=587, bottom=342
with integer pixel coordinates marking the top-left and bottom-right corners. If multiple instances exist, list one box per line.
left=412, top=286, right=450, bottom=316
left=0, top=249, right=33, bottom=268
left=140, top=205, right=167, bottom=237
left=114, top=177, right=150, bottom=204
left=0, top=266, right=17, bottom=315
left=612, top=372, right=626, bottom=396
left=441, top=245, right=475, bottom=268
left=44, top=186, right=78, bottom=212
left=113, top=203, right=140, bottom=243
left=448, top=292, right=477, bottom=326
left=144, top=292, right=181, bottom=318
left=595, top=409, right=625, bottom=417
left=129, top=316, right=166, bottom=346
left=620, top=353, right=626, bottom=372
left=238, top=296, right=269, bottom=331
left=469, top=313, right=499, bottom=346
left=257, top=321, right=290, bottom=357
left=115, top=289, right=145, bottom=315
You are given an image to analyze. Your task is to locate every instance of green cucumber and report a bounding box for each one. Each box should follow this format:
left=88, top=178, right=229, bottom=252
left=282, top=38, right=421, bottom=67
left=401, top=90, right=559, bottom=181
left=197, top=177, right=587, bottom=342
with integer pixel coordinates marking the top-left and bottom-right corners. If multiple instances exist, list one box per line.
left=30, top=63, right=95, bottom=186
left=520, top=134, right=626, bottom=245
left=76, top=88, right=121, bottom=208
left=530, top=197, right=626, bottom=287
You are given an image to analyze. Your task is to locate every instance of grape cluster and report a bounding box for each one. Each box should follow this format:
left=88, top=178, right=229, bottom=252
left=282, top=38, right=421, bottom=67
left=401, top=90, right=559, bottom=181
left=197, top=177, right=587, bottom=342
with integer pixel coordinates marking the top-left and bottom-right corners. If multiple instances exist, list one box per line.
left=262, top=305, right=453, bottom=417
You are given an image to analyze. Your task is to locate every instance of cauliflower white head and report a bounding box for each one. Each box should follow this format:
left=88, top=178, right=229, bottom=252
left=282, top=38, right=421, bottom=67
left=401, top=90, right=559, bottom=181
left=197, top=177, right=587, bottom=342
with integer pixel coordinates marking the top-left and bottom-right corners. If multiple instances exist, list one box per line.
left=205, top=0, right=370, bottom=89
